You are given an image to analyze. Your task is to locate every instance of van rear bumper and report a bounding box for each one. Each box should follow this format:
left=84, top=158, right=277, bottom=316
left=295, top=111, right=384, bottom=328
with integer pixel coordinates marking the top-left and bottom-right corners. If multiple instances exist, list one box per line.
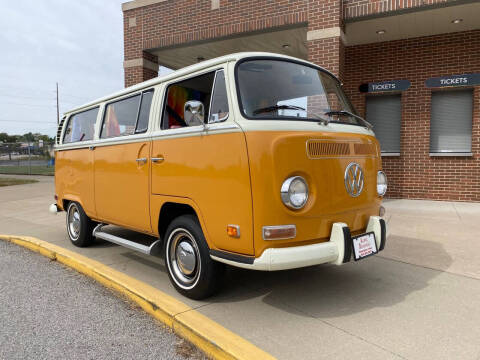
left=210, top=216, right=386, bottom=271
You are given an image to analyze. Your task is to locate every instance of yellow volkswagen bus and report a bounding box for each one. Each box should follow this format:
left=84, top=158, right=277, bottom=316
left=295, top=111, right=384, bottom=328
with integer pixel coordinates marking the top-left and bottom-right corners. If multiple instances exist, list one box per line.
left=51, top=53, right=387, bottom=299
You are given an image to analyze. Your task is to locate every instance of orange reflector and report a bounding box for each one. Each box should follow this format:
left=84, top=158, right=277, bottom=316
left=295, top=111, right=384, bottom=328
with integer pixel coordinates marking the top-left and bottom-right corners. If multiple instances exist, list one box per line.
left=227, top=225, right=240, bottom=238
left=262, top=225, right=296, bottom=240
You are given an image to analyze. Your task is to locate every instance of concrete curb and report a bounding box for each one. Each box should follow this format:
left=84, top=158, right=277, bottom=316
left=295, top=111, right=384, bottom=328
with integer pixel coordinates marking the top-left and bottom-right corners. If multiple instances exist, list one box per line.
left=0, top=234, right=276, bottom=360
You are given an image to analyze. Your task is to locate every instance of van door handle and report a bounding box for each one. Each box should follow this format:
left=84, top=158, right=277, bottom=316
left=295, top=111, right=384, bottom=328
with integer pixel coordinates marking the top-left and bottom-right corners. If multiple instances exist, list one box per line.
left=151, top=157, right=164, bottom=163
left=136, top=157, right=147, bottom=165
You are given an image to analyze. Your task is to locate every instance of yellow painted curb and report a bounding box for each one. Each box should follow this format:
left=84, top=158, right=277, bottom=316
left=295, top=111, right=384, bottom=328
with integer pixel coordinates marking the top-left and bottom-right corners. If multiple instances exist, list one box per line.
left=0, top=234, right=276, bottom=360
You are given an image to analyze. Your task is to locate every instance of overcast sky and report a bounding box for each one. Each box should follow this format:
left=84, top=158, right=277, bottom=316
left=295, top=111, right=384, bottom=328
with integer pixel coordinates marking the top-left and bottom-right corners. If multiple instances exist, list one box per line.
left=0, top=0, right=127, bottom=137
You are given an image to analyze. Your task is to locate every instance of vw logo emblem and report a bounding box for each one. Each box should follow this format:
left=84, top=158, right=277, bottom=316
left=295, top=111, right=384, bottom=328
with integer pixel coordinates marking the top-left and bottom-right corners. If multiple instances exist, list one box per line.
left=344, top=162, right=364, bottom=197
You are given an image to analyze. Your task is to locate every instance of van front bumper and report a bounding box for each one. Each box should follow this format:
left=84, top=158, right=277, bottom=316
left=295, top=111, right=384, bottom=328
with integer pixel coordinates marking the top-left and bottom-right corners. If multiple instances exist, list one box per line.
left=210, top=216, right=386, bottom=271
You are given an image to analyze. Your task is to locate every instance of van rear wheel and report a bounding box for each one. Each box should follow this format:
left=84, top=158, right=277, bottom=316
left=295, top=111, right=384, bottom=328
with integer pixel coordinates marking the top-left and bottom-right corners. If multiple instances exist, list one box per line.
left=164, top=215, right=224, bottom=300
left=66, top=202, right=95, bottom=247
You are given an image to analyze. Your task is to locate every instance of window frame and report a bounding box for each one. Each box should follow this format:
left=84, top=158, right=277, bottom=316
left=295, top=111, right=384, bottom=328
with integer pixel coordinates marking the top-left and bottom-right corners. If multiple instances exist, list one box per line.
left=207, top=69, right=229, bottom=124
left=135, top=89, right=155, bottom=134
left=100, top=89, right=154, bottom=139
left=62, top=106, right=100, bottom=144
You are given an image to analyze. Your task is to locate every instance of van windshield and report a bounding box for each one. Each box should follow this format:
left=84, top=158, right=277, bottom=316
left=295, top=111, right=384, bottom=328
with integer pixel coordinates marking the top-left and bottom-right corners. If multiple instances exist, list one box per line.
left=236, top=59, right=361, bottom=126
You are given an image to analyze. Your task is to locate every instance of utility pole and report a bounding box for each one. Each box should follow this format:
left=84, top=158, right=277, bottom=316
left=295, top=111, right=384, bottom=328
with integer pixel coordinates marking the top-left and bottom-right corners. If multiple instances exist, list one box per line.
left=56, top=82, right=60, bottom=125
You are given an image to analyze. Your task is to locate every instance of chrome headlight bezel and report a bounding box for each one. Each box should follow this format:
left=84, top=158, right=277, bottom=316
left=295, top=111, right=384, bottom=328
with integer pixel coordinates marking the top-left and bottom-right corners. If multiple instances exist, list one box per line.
left=377, top=170, right=388, bottom=197
left=281, top=176, right=309, bottom=209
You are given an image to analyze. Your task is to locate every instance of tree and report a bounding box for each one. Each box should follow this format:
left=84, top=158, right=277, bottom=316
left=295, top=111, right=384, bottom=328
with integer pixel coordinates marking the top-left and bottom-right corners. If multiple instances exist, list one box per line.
left=22, top=132, right=35, bottom=143
left=0, top=132, right=17, bottom=143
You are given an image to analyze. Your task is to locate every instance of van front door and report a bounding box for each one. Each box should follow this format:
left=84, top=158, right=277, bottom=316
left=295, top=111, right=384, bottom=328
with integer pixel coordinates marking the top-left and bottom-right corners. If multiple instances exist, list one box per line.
left=94, top=90, right=154, bottom=233
left=152, top=70, right=254, bottom=255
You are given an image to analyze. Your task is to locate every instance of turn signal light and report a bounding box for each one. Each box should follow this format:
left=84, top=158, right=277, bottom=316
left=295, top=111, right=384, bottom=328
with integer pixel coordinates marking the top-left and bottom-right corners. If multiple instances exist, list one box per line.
left=227, top=225, right=240, bottom=238
left=262, top=225, right=296, bottom=240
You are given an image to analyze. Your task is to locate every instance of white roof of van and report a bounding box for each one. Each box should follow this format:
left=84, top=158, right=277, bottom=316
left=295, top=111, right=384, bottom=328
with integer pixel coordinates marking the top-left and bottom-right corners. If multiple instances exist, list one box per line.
left=64, top=52, right=336, bottom=115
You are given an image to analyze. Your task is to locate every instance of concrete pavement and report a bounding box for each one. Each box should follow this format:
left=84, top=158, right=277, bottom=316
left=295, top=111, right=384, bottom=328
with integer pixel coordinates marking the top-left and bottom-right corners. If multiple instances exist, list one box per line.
left=1, top=175, right=480, bottom=360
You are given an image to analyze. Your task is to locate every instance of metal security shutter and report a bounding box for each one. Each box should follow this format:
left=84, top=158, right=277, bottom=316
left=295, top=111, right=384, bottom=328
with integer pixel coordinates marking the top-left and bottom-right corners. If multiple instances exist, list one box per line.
left=366, top=95, right=401, bottom=153
left=430, top=90, right=473, bottom=153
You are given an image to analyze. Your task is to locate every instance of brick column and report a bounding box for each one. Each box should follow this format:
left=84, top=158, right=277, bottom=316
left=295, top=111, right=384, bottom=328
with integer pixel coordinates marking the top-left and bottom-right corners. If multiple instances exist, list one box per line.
left=123, top=6, right=158, bottom=87
left=123, top=51, right=159, bottom=88
left=307, top=0, right=345, bottom=81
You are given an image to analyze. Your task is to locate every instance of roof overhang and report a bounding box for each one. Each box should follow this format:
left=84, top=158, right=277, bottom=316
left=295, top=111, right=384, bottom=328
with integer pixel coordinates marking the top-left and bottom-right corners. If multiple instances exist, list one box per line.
left=345, top=1, right=480, bottom=46
left=150, top=26, right=308, bottom=70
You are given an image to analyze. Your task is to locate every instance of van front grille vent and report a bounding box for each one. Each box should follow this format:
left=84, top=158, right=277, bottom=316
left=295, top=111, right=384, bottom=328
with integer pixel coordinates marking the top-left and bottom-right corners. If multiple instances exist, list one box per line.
left=307, top=141, right=350, bottom=158
left=354, top=143, right=377, bottom=156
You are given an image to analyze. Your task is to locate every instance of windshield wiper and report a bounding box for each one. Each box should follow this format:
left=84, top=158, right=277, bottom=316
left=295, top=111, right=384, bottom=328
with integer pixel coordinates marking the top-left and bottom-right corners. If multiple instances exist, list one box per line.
left=324, top=110, right=373, bottom=130
left=252, top=104, right=306, bottom=115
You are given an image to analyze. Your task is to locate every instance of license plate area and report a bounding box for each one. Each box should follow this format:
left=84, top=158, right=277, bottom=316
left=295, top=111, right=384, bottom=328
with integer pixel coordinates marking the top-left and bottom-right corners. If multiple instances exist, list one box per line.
left=352, top=232, right=377, bottom=261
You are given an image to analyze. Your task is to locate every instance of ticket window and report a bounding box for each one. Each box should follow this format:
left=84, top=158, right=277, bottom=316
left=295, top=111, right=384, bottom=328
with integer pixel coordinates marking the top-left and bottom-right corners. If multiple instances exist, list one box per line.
left=430, top=89, right=473, bottom=155
left=366, top=95, right=402, bottom=155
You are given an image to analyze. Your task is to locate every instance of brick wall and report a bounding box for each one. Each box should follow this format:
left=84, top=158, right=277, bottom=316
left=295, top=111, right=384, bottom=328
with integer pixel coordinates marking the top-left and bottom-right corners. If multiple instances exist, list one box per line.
left=307, top=0, right=344, bottom=79
left=123, top=0, right=310, bottom=86
left=344, top=30, right=480, bottom=201
left=123, top=0, right=348, bottom=86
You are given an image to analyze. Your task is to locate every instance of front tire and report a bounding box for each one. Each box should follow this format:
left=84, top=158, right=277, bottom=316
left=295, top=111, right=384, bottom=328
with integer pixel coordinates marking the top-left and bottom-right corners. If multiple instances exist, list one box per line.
left=164, top=215, right=224, bottom=300
left=66, top=202, right=95, bottom=247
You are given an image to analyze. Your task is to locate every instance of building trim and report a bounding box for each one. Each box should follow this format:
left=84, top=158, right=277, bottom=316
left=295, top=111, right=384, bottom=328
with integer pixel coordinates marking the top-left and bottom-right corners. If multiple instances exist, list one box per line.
left=307, top=27, right=346, bottom=44
left=122, top=0, right=167, bottom=12
left=123, top=58, right=159, bottom=72
left=429, top=152, right=473, bottom=157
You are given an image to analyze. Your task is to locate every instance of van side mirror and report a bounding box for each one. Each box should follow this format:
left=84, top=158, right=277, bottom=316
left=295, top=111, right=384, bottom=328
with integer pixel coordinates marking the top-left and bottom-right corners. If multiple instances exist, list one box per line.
left=184, top=100, right=205, bottom=127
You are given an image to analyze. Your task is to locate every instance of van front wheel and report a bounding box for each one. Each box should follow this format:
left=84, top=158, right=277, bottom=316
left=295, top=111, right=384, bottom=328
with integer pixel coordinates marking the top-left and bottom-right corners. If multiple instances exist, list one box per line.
left=164, top=215, right=224, bottom=300
left=66, top=202, right=95, bottom=247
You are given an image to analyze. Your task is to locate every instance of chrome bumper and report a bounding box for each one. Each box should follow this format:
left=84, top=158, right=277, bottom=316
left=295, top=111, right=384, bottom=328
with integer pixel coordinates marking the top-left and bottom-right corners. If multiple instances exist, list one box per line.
left=210, top=216, right=386, bottom=271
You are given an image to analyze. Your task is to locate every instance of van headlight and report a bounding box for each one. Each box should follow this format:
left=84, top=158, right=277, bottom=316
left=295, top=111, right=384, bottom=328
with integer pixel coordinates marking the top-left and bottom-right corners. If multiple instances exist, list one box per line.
left=281, top=176, right=309, bottom=209
left=377, top=171, right=387, bottom=196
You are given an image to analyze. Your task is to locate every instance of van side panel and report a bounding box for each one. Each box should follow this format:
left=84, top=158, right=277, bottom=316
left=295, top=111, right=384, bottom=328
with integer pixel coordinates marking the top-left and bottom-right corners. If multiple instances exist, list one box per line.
left=55, top=148, right=95, bottom=217
left=150, top=131, right=254, bottom=255
left=94, top=141, right=152, bottom=233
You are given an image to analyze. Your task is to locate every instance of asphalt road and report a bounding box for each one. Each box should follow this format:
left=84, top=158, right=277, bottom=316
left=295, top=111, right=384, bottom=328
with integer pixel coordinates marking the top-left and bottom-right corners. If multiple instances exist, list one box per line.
left=0, top=241, right=204, bottom=360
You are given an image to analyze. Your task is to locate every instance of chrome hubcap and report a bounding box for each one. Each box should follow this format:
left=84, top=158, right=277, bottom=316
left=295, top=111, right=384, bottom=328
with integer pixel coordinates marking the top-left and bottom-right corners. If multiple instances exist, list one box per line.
left=176, top=241, right=196, bottom=276
left=168, top=229, right=201, bottom=289
left=67, top=205, right=81, bottom=240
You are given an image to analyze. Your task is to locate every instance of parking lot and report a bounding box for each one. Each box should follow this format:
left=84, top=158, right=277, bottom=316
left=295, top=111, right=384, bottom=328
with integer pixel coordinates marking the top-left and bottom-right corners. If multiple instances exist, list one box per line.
left=1, top=175, right=479, bottom=360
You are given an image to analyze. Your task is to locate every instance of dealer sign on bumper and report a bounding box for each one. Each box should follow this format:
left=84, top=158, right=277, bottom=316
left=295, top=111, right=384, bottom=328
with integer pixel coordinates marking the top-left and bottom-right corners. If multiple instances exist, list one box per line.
left=352, top=232, right=377, bottom=261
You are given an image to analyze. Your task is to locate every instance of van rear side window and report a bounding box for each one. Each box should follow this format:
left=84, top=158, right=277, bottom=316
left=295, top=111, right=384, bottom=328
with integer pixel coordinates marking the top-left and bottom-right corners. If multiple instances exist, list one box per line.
left=101, top=90, right=154, bottom=139
left=63, top=107, right=99, bottom=144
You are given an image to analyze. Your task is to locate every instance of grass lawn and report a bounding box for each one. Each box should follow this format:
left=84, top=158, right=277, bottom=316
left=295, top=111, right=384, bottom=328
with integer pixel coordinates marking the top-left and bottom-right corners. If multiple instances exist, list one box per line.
left=0, top=166, right=54, bottom=176
left=0, top=178, right=39, bottom=187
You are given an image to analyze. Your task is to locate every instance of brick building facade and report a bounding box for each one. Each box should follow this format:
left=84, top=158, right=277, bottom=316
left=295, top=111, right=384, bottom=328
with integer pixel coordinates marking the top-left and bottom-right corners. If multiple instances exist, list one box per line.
left=122, top=0, right=480, bottom=201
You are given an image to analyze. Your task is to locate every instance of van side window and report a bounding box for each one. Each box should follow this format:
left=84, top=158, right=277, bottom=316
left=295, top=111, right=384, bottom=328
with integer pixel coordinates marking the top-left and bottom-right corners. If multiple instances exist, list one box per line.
left=63, top=107, right=99, bottom=144
left=162, top=72, right=215, bottom=129
left=209, top=70, right=229, bottom=123
left=101, top=89, right=154, bottom=139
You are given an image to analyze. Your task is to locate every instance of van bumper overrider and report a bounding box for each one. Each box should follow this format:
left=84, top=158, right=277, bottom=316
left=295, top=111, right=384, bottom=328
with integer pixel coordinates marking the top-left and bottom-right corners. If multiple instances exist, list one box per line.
left=210, top=216, right=386, bottom=271
left=49, top=203, right=60, bottom=214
